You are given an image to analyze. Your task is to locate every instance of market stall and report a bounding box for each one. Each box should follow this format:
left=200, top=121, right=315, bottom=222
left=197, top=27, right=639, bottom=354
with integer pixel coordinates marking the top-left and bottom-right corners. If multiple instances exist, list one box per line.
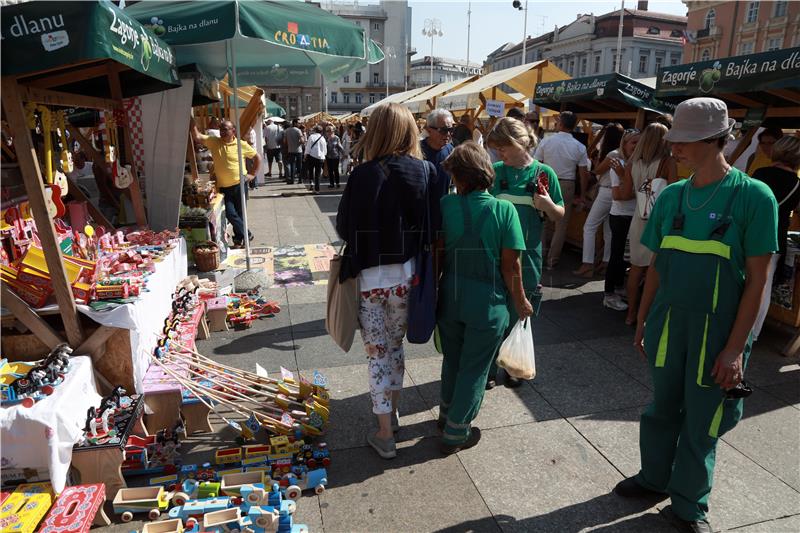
left=401, top=76, right=479, bottom=116
left=655, top=47, right=800, bottom=355
left=1, top=0, right=184, bottom=390
left=360, top=83, right=436, bottom=117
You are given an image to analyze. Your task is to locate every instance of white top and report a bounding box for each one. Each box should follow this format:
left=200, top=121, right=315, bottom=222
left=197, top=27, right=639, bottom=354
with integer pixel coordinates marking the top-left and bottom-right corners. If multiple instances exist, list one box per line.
left=304, top=133, right=327, bottom=159
left=264, top=123, right=281, bottom=150
left=357, top=258, right=415, bottom=292
left=533, top=131, right=590, bottom=181
left=206, top=129, right=221, bottom=138
left=609, top=164, right=636, bottom=216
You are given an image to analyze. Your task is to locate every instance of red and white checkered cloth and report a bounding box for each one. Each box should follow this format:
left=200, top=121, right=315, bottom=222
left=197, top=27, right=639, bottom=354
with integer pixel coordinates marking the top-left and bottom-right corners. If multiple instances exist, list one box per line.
left=123, top=97, right=144, bottom=175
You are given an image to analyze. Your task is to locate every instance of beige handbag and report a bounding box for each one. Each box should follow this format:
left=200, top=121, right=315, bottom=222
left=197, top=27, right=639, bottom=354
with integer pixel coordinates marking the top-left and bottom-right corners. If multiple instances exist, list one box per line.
left=326, top=244, right=360, bottom=352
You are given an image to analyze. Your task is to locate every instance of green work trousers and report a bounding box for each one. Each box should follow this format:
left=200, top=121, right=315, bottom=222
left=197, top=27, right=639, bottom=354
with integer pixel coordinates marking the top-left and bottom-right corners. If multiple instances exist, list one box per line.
left=636, top=301, right=749, bottom=521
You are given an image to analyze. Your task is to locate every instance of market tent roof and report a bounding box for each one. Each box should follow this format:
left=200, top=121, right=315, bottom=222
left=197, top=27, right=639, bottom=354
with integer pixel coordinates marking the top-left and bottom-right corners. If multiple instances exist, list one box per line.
left=179, top=64, right=221, bottom=106
left=401, top=77, right=479, bottom=115
left=437, top=61, right=570, bottom=112
left=360, top=84, right=436, bottom=117
left=1, top=0, right=180, bottom=98
left=532, top=73, right=675, bottom=117
left=655, top=47, right=800, bottom=126
left=126, top=0, right=384, bottom=86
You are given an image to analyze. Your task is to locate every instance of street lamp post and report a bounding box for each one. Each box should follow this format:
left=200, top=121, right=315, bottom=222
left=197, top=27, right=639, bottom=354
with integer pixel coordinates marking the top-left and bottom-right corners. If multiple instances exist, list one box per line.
left=422, top=19, right=443, bottom=86
left=512, top=0, right=529, bottom=64
left=384, top=46, right=396, bottom=99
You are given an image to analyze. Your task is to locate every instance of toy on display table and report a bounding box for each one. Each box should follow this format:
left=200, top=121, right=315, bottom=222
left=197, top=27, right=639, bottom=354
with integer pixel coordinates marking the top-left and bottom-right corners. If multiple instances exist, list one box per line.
left=38, top=483, right=111, bottom=532
left=111, top=486, right=170, bottom=522
left=76, top=386, right=143, bottom=447
left=121, top=423, right=184, bottom=477
left=0, top=482, right=54, bottom=533
left=226, top=292, right=281, bottom=329
left=0, top=343, right=72, bottom=408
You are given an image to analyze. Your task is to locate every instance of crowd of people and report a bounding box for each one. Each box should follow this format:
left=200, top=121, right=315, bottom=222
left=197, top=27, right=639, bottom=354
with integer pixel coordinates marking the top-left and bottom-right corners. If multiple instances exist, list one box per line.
left=332, top=98, right=798, bottom=533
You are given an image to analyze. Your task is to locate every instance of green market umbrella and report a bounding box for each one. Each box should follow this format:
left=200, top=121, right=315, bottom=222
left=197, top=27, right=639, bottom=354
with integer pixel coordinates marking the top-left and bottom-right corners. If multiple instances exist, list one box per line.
left=126, top=0, right=384, bottom=268
left=532, top=73, right=674, bottom=120
left=1, top=0, right=180, bottom=98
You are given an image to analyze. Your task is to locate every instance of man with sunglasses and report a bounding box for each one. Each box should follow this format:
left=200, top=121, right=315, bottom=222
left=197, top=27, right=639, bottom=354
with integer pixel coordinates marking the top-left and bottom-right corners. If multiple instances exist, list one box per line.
left=421, top=109, right=456, bottom=230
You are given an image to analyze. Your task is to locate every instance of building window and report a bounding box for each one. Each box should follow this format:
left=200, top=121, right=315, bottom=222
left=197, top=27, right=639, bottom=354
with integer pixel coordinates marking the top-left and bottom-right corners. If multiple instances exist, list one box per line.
left=343, top=75, right=349, bottom=83
left=767, top=37, right=781, bottom=51
left=343, top=93, right=350, bottom=104
left=355, top=93, right=362, bottom=104
left=580, top=57, right=587, bottom=76
left=373, top=72, right=379, bottom=84
left=774, top=1, right=788, bottom=17
left=568, top=59, right=575, bottom=75
left=373, top=22, right=380, bottom=30
left=670, top=29, right=683, bottom=38
left=671, top=55, right=680, bottom=65
left=647, top=26, right=660, bottom=35
left=594, top=55, right=601, bottom=73
left=369, top=93, right=376, bottom=104
left=611, top=55, right=617, bottom=73
left=655, top=55, right=663, bottom=71
left=701, top=49, right=711, bottom=61
left=704, top=9, right=716, bottom=29
left=355, top=72, right=362, bottom=83
left=739, top=41, right=754, bottom=55
left=639, top=54, right=649, bottom=73
left=330, top=91, right=337, bottom=103
left=355, top=20, right=361, bottom=26
left=745, top=2, right=758, bottom=23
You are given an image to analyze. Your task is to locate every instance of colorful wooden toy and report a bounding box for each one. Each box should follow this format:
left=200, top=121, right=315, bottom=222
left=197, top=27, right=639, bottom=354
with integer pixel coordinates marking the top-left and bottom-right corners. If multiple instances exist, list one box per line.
left=168, top=497, right=232, bottom=523
left=39, top=483, right=110, bottom=532
left=202, top=507, right=243, bottom=533
left=111, top=487, right=169, bottom=522
left=220, top=471, right=265, bottom=497
left=171, top=479, right=221, bottom=507
left=0, top=482, right=54, bottom=533
left=283, top=468, right=328, bottom=499
left=141, top=518, right=184, bottom=533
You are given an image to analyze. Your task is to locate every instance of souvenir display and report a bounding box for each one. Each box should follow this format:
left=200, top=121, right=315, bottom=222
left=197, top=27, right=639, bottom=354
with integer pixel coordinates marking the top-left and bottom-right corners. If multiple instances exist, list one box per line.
left=0, top=344, right=72, bottom=408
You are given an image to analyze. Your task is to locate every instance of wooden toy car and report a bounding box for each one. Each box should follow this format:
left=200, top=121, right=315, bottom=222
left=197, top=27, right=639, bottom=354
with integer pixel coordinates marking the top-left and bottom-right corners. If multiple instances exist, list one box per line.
left=202, top=507, right=243, bottom=533
left=141, top=518, right=184, bottom=533
left=283, top=468, right=328, bottom=499
left=112, top=487, right=169, bottom=522
left=171, top=479, right=221, bottom=507
left=220, top=471, right=265, bottom=497
left=215, top=447, right=242, bottom=465
left=167, top=497, right=231, bottom=522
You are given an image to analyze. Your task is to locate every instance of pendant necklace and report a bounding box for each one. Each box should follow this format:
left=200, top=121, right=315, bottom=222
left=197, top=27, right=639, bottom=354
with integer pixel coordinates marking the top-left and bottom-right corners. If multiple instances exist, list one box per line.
left=686, top=167, right=730, bottom=212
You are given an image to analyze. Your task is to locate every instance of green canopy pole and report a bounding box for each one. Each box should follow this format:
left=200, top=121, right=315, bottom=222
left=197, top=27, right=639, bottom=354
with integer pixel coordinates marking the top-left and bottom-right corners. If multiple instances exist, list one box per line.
left=229, top=37, right=252, bottom=271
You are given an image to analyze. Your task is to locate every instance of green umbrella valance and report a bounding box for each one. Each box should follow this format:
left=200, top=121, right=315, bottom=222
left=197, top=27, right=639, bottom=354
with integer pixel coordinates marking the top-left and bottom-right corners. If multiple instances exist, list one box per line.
left=655, top=47, right=800, bottom=108
left=126, top=0, right=384, bottom=85
left=1, top=0, right=180, bottom=97
left=533, top=73, right=674, bottom=116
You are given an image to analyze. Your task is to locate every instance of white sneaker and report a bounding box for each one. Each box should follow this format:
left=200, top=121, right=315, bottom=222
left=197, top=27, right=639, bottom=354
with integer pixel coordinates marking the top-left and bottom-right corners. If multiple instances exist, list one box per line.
left=614, top=287, right=627, bottom=298
left=603, top=294, right=629, bottom=311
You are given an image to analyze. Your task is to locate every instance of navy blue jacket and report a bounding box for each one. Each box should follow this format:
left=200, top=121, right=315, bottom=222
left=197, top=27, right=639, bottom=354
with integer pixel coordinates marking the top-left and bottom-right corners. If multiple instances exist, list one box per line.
left=421, top=139, right=453, bottom=233
left=336, top=155, right=440, bottom=281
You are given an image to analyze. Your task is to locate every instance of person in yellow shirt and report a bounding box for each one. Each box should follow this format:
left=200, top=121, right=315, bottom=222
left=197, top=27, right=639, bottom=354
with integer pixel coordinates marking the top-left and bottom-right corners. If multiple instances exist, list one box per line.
left=191, top=118, right=261, bottom=248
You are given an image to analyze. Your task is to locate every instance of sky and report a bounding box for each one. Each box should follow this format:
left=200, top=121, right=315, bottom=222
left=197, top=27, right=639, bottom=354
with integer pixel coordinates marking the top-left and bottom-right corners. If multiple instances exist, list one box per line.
left=406, top=0, right=688, bottom=65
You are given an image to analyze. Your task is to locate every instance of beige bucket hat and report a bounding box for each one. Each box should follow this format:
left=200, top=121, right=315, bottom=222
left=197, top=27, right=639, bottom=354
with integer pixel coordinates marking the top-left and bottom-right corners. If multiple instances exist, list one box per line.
left=663, top=97, right=735, bottom=143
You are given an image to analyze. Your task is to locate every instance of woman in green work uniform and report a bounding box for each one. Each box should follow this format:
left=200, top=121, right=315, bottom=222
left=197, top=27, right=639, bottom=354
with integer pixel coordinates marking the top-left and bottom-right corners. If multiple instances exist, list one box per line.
left=435, top=142, right=533, bottom=454
left=485, top=117, right=565, bottom=388
left=614, top=98, right=778, bottom=533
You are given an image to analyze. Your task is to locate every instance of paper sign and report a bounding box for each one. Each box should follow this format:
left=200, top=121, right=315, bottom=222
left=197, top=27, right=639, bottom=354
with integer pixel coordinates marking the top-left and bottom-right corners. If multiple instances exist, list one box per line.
left=486, top=99, right=505, bottom=117
left=255, top=364, right=269, bottom=378
left=280, top=367, right=295, bottom=381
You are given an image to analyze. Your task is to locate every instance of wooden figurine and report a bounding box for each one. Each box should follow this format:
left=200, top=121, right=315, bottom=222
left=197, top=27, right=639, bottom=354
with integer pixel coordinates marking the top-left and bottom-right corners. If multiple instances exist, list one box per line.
left=38, top=483, right=111, bottom=532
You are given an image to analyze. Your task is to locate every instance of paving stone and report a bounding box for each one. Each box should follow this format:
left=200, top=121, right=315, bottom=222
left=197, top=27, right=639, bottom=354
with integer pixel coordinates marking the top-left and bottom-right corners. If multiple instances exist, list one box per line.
left=760, top=381, right=800, bottom=409
left=569, top=407, right=646, bottom=478
left=286, top=284, right=328, bottom=305
left=293, top=495, right=324, bottom=532
left=582, top=335, right=653, bottom=390
left=289, top=302, right=327, bottom=333
left=707, top=441, right=800, bottom=532
left=405, top=356, right=561, bottom=430
left=744, top=344, right=800, bottom=387
left=722, top=389, right=800, bottom=491
left=456, top=421, right=672, bottom=533
left=199, top=328, right=298, bottom=373
left=318, top=438, right=494, bottom=533
left=319, top=363, right=436, bottom=451
left=294, top=330, right=367, bottom=370
left=726, top=514, right=800, bottom=532
left=531, top=341, right=652, bottom=417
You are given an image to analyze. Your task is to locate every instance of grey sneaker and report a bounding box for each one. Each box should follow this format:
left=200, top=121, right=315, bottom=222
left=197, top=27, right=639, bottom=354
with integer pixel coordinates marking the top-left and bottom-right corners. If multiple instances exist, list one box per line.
left=390, top=410, right=400, bottom=433
left=603, top=293, right=629, bottom=311
left=367, top=432, right=397, bottom=459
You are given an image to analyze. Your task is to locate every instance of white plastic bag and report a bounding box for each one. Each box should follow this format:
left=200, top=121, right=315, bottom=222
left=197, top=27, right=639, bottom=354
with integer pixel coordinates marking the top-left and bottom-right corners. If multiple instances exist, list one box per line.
left=497, top=318, right=536, bottom=380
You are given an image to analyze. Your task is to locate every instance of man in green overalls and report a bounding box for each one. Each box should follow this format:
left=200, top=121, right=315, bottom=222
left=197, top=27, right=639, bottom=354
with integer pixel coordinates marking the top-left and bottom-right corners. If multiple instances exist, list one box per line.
left=436, top=142, right=533, bottom=454
left=614, top=98, right=778, bottom=533
left=486, top=118, right=565, bottom=388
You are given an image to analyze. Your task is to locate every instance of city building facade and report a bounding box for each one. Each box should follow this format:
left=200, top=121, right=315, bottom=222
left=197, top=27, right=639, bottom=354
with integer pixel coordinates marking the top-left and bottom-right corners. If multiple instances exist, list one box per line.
left=321, top=0, right=412, bottom=113
left=485, top=3, right=686, bottom=81
left=409, top=57, right=482, bottom=88
left=683, top=1, right=800, bottom=63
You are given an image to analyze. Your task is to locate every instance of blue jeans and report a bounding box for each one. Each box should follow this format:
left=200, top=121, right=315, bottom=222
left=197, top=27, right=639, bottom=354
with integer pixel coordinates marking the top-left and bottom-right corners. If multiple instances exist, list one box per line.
left=220, top=183, right=246, bottom=244
left=286, top=153, right=303, bottom=182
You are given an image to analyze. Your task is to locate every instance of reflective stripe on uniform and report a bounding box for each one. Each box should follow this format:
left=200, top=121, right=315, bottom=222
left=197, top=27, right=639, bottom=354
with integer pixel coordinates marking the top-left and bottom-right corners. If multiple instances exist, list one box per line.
left=495, top=193, right=534, bottom=208
left=660, top=235, right=731, bottom=260
left=655, top=307, right=670, bottom=368
left=697, top=314, right=711, bottom=387
left=713, top=262, right=720, bottom=312
left=708, top=399, right=725, bottom=438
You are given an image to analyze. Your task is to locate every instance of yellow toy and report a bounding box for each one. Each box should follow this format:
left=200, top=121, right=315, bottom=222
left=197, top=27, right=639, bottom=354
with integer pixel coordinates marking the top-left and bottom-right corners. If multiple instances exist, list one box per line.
left=0, top=482, right=54, bottom=533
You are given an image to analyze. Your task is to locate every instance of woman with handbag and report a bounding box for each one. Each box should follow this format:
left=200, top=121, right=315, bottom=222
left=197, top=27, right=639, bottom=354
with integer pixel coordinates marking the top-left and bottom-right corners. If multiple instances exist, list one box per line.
left=616, top=97, right=777, bottom=533
left=435, top=141, right=534, bottom=454
left=619, top=123, right=677, bottom=325
left=484, top=118, right=565, bottom=389
left=335, top=103, right=440, bottom=460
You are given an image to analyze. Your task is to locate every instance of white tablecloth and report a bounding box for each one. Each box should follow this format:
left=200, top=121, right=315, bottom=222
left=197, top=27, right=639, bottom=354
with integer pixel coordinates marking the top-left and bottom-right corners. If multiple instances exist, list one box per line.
left=0, top=356, right=101, bottom=492
left=77, top=239, right=188, bottom=393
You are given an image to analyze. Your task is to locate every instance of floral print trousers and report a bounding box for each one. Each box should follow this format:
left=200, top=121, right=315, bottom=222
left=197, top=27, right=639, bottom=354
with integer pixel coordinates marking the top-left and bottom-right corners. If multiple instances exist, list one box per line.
left=358, top=282, right=410, bottom=415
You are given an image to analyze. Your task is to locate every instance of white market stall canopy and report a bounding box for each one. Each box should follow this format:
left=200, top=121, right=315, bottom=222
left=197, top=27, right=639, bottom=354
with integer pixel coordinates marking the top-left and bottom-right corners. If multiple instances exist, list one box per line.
left=360, top=83, right=436, bottom=117
left=401, top=76, right=479, bottom=115
left=436, top=60, right=569, bottom=113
